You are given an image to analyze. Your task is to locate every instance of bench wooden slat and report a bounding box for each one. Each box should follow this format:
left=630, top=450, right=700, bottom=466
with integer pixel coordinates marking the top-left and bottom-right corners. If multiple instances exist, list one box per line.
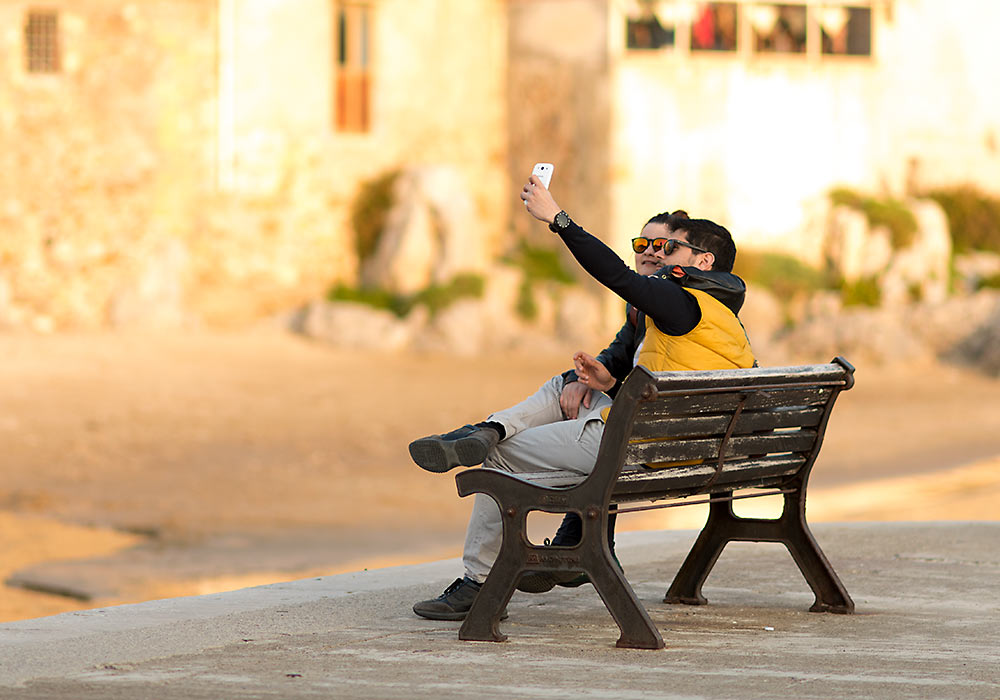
left=649, top=363, right=852, bottom=392
left=637, top=387, right=834, bottom=417
left=629, top=406, right=825, bottom=439
left=611, top=454, right=807, bottom=501
left=624, top=429, right=817, bottom=465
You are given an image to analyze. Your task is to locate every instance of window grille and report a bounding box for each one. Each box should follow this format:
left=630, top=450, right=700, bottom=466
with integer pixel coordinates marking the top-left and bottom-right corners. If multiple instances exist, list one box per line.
left=624, top=1, right=871, bottom=59
left=334, top=2, right=372, bottom=132
left=25, top=10, right=60, bottom=73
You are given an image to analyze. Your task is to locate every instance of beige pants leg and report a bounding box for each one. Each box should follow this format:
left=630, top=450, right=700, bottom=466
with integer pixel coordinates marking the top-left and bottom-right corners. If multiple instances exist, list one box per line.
left=462, top=387, right=612, bottom=582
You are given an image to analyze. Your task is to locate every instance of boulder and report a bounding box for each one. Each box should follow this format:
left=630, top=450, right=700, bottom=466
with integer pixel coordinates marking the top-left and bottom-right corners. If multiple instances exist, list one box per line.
left=880, top=199, right=951, bottom=306
left=953, top=251, right=1000, bottom=293
left=775, top=306, right=932, bottom=366
left=296, top=300, right=419, bottom=352
left=414, top=298, right=487, bottom=356
left=826, top=206, right=892, bottom=283
left=554, top=286, right=606, bottom=349
left=739, top=286, right=785, bottom=348
left=361, top=165, right=486, bottom=295
left=950, top=301, right=1000, bottom=376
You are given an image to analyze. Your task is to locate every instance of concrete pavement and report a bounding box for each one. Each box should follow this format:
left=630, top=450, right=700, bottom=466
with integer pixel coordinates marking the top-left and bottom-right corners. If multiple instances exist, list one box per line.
left=1, top=522, right=998, bottom=699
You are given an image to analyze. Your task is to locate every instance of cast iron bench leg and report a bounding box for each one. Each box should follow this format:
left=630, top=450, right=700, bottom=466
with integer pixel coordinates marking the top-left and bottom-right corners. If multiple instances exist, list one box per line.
left=458, top=506, right=526, bottom=643
left=778, top=490, right=855, bottom=613
left=458, top=565, right=518, bottom=643
left=663, top=494, right=735, bottom=605
left=588, top=549, right=665, bottom=649
left=664, top=489, right=854, bottom=613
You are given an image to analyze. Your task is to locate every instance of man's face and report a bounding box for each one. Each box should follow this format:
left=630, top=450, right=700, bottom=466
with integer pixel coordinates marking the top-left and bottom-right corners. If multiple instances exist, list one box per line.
left=633, top=223, right=714, bottom=275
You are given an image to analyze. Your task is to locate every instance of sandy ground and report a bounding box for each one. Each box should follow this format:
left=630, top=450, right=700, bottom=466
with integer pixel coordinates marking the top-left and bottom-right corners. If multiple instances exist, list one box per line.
left=2, top=330, right=999, bottom=623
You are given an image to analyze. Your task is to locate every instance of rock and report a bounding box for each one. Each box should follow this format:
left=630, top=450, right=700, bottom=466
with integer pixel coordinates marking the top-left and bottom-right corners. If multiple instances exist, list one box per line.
left=953, top=251, right=1000, bottom=293
left=361, top=174, right=438, bottom=295
left=296, top=300, right=417, bottom=352
left=775, top=306, right=932, bottom=366
left=826, top=206, right=892, bottom=283
left=416, top=166, right=487, bottom=283
left=554, top=286, right=606, bottom=349
left=362, top=165, right=486, bottom=296
left=739, top=286, right=785, bottom=349
left=903, top=291, right=1000, bottom=355
left=415, top=298, right=487, bottom=356
left=880, top=199, right=951, bottom=306
left=949, top=299, right=1000, bottom=375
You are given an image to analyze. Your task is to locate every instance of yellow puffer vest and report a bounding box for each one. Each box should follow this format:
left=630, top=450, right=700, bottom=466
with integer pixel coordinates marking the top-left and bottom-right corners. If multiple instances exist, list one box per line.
left=614, top=288, right=755, bottom=468
left=598, top=288, right=755, bottom=425
left=635, top=288, right=755, bottom=372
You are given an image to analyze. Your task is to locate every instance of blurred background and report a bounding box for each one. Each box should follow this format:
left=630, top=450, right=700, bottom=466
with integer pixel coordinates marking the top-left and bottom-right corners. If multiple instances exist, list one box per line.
left=2, top=0, right=999, bottom=622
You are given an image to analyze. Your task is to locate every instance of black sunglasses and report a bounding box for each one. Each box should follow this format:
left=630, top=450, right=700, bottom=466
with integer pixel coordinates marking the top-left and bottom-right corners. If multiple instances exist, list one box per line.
left=631, top=237, right=710, bottom=255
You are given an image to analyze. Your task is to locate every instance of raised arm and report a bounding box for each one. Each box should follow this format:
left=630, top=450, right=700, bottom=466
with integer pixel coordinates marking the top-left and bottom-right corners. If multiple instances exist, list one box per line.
left=521, top=175, right=699, bottom=335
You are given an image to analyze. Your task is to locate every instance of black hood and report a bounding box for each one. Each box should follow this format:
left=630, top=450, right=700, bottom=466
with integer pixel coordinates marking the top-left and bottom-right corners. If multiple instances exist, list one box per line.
left=657, top=265, right=747, bottom=315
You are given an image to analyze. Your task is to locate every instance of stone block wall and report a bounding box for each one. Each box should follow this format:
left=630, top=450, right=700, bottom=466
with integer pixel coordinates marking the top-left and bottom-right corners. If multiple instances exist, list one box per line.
left=507, top=0, right=612, bottom=255
left=0, top=0, right=218, bottom=330
left=0, top=0, right=511, bottom=329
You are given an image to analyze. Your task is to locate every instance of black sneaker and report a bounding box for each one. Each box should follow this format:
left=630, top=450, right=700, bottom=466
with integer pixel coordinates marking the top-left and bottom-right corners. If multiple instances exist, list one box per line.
left=408, top=425, right=500, bottom=473
left=412, top=577, right=509, bottom=621
left=517, top=551, right=622, bottom=594
left=517, top=570, right=588, bottom=594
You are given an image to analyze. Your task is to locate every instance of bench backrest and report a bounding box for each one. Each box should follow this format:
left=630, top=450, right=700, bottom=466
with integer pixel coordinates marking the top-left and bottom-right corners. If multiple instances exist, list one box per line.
left=594, top=358, right=855, bottom=504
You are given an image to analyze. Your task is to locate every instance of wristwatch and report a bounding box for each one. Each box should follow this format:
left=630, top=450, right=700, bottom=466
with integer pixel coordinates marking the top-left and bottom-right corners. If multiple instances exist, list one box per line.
left=549, top=210, right=571, bottom=234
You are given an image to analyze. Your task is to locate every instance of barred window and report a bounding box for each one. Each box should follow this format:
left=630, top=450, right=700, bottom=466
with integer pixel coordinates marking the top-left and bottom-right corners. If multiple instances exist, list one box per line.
left=624, top=2, right=872, bottom=59
left=25, top=10, right=60, bottom=73
left=627, top=1, right=675, bottom=50
left=750, top=4, right=807, bottom=54
left=334, top=2, right=372, bottom=132
left=691, top=2, right=738, bottom=52
left=820, top=6, right=872, bottom=56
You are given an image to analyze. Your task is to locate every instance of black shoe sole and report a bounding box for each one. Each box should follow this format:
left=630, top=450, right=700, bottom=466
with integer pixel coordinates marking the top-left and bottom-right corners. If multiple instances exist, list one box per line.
left=516, top=573, right=557, bottom=594
left=412, top=606, right=509, bottom=621
left=408, top=436, right=488, bottom=473
left=516, top=572, right=590, bottom=594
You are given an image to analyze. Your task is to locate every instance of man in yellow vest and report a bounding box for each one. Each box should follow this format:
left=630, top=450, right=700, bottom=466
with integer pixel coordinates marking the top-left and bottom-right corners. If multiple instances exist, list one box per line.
left=409, top=176, right=755, bottom=620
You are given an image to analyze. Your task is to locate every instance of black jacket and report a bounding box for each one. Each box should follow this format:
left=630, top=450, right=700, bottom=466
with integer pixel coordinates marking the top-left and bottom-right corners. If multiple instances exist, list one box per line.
left=562, top=265, right=748, bottom=398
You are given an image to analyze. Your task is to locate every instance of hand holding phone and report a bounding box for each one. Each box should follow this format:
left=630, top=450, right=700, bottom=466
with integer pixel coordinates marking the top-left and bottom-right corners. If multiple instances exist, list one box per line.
left=530, top=162, right=553, bottom=190
left=522, top=162, right=563, bottom=224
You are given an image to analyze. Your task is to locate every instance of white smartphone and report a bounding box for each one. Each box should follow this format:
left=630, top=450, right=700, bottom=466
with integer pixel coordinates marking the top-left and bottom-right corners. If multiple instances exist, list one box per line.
left=531, top=162, right=554, bottom=189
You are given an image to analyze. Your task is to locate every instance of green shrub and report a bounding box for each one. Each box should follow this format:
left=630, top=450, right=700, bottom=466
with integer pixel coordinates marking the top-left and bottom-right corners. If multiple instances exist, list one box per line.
left=350, top=170, right=400, bottom=264
left=504, top=240, right=575, bottom=321
left=733, top=250, right=834, bottom=300
left=978, top=272, right=1000, bottom=290
left=922, top=185, right=1000, bottom=254
left=829, top=187, right=918, bottom=249
left=327, top=283, right=411, bottom=317
left=838, top=276, right=881, bottom=307
left=327, top=273, right=484, bottom=319
left=505, top=240, right=575, bottom=285
left=515, top=279, right=538, bottom=321
left=411, top=273, right=485, bottom=317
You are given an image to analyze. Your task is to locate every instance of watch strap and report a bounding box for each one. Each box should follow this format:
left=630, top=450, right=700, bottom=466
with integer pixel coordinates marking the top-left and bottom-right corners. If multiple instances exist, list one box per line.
left=549, top=210, right=571, bottom=233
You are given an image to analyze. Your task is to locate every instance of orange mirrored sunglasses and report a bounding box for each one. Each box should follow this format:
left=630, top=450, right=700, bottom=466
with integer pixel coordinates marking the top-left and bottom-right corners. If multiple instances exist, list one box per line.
left=631, top=237, right=709, bottom=255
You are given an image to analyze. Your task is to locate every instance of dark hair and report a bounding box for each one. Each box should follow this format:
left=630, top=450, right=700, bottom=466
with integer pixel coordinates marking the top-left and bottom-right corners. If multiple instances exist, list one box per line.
left=671, top=218, right=737, bottom=272
left=645, top=209, right=689, bottom=228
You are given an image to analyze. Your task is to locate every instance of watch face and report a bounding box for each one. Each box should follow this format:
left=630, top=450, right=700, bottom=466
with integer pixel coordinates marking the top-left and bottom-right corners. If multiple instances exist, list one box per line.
left=556, top=211, right=570, bottom=228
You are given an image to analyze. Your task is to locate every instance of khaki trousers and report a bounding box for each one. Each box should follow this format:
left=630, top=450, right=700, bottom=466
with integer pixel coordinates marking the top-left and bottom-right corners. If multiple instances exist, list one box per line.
left=462, top=375, right=612, bottom=582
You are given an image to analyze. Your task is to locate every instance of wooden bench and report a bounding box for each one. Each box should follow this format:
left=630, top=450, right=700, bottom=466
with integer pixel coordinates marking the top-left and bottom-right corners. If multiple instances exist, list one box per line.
left=454, top=357, right=856, bottom=649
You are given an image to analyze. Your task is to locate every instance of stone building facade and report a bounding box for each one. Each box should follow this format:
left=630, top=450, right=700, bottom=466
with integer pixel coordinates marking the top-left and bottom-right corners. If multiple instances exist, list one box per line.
left=1, top=0, right=998, bottom=330
left=1, top=0, right=510, bottom=329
